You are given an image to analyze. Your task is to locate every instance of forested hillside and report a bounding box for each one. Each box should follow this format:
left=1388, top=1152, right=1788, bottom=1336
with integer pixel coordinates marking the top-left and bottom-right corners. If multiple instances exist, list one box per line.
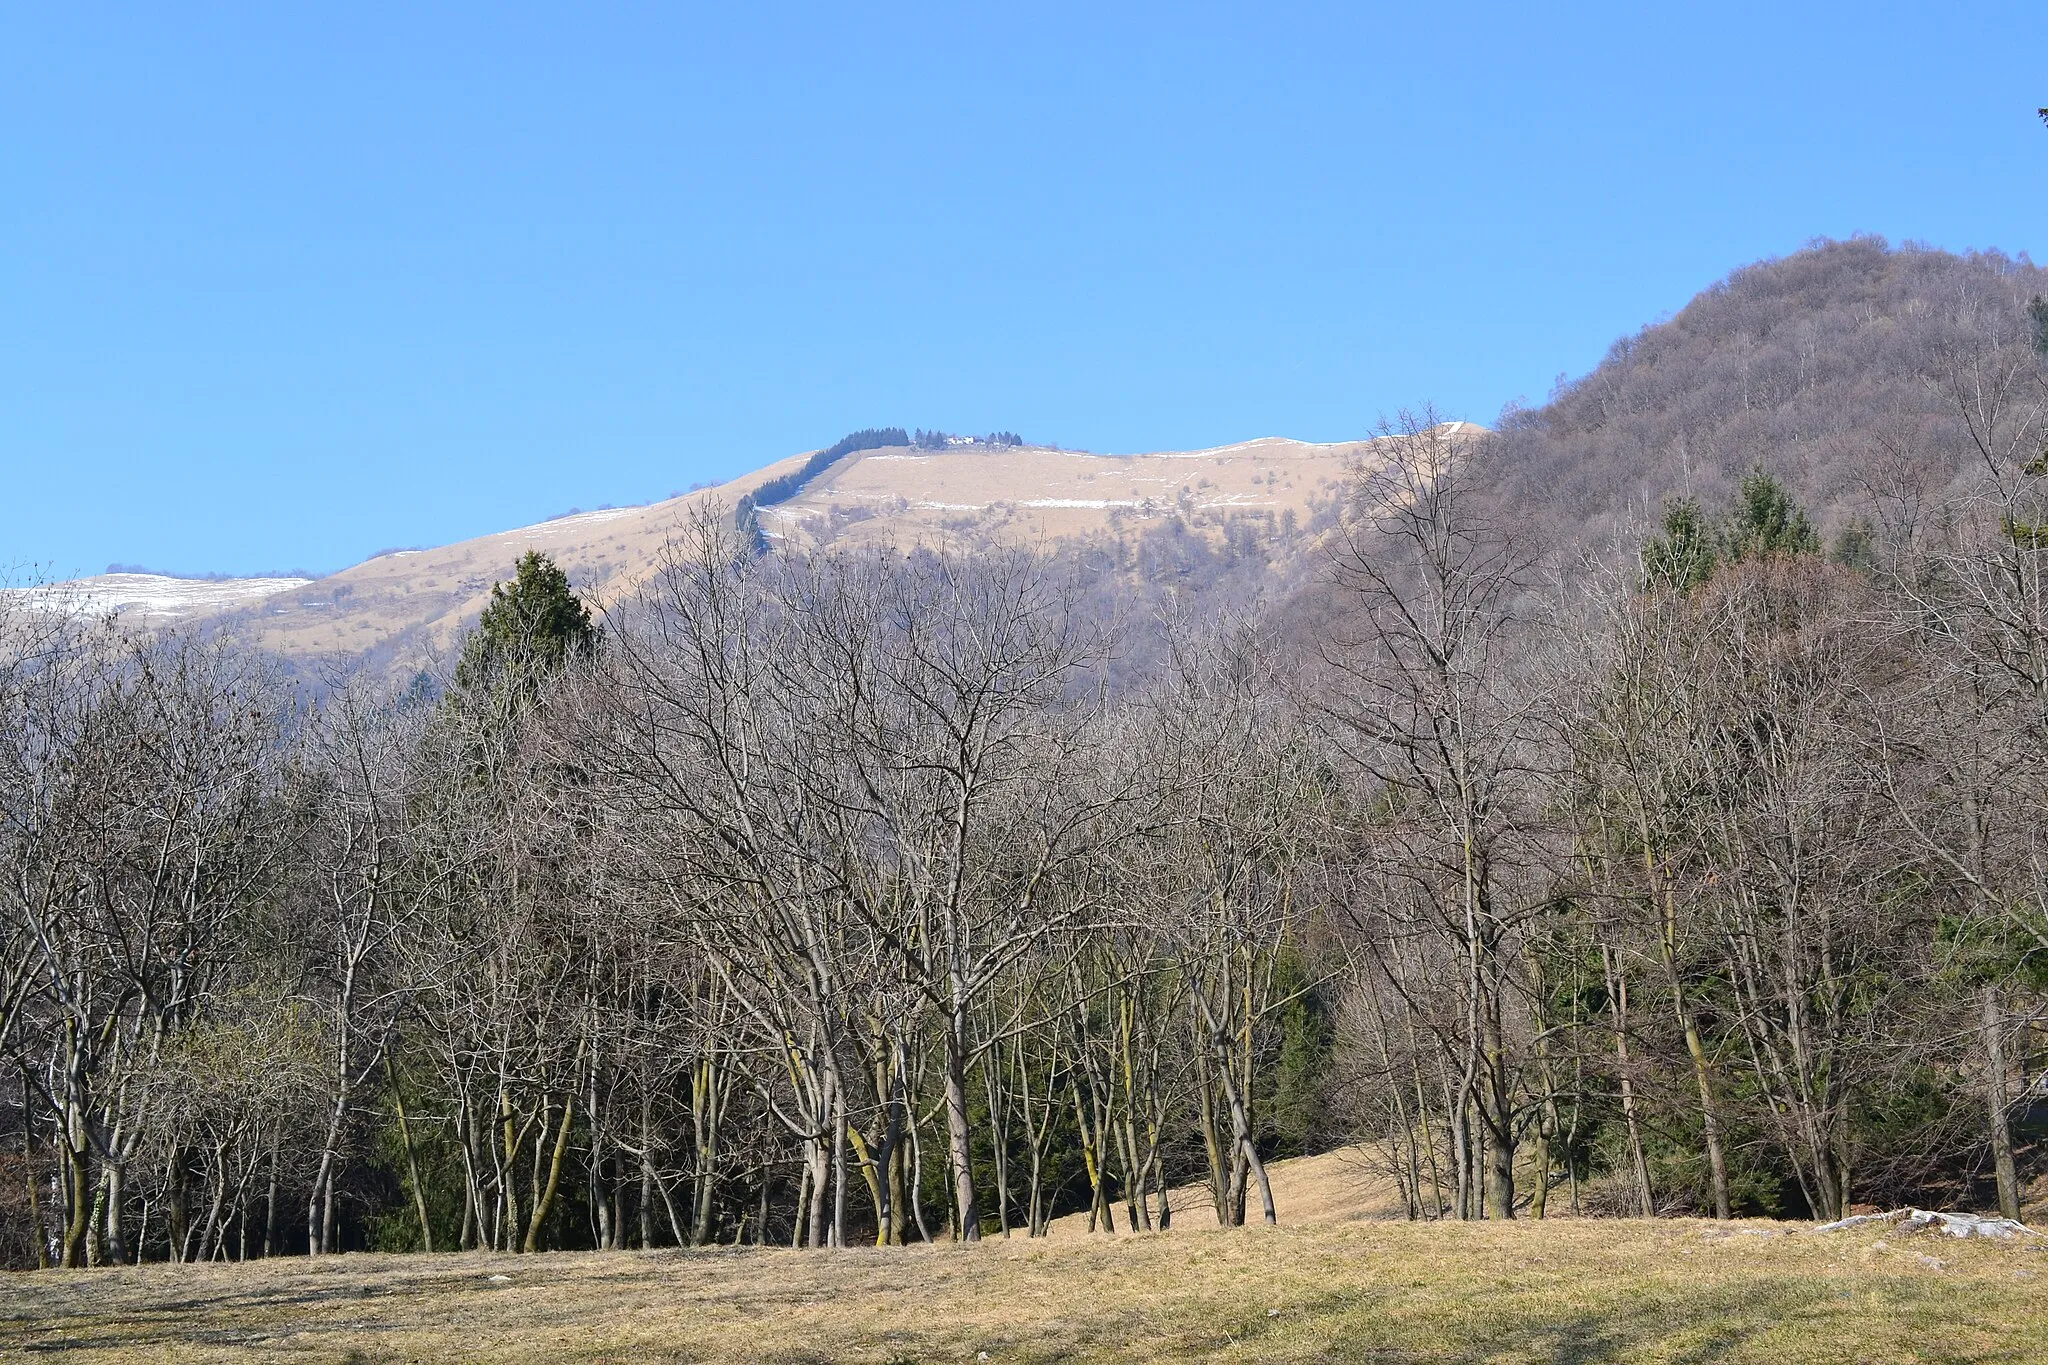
left=5, top=240, right=2048, bottom=1272
left=1495, top=236, right=2048, bottom=550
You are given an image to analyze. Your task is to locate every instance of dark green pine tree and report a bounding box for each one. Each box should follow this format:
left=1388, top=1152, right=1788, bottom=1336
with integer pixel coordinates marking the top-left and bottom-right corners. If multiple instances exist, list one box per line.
left=451, top=550, right=597, bottom=702
left=1723, top=466, right=1819, bottom=562
left=1641, top=496, right=1718, bottom=593
left=1642, top=469, right=1821, bottom=593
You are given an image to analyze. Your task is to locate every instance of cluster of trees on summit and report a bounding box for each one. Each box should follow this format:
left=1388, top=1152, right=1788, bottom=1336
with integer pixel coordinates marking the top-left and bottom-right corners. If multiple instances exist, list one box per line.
left=913, top=430, right=1024, bottom=449
left=3, top=247, right=2048, bottom=1270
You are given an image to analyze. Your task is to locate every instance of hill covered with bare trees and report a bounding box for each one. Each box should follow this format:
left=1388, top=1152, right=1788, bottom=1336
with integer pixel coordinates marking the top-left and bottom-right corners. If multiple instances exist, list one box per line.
left=1492, top=235, right=2048, bottom=552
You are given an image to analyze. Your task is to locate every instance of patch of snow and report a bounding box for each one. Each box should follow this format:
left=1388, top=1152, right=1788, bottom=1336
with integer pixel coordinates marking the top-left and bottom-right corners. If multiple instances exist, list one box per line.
left=518, top=507, right=643, bottom=533
left=1144, top=437, right=1344, bottom=459
left=1019, top=498, right=1146, bottom=510
left=13, top=574, right=313, bottom=621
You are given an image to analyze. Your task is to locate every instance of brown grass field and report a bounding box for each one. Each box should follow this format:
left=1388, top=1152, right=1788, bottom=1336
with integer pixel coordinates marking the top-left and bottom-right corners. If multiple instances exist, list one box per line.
left=4, top=1150, right=2044, bottom=1364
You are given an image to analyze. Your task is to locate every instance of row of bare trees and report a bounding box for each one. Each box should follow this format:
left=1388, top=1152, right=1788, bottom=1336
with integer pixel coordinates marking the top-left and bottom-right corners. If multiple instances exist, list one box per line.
left=5, top=368, right=2047, bottom=1267
left=1332, top=363, right=2048, bottom=1224
left=0, top=526, right=1329, bottom=1266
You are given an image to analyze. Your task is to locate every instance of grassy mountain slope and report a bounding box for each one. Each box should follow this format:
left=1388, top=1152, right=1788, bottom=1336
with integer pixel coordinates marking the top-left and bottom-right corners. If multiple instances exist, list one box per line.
left=40, top=435, right=1374, bottom=672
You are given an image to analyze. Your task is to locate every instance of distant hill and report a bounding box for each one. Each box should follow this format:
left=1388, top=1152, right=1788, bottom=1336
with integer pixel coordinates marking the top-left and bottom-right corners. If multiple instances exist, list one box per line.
left=28, top=433, right=1383, bottom=675
left=1493, top=236, right=2048, bottom=551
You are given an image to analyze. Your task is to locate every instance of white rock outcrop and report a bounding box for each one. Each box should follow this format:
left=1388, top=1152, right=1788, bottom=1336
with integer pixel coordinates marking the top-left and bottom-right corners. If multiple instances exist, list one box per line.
left=1813, top=1209, right=2042, bottom=1241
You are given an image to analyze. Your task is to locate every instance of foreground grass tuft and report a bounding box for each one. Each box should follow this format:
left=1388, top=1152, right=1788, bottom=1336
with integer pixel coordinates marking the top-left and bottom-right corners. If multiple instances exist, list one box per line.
left=2, top=1219, right=2043, bottom=1363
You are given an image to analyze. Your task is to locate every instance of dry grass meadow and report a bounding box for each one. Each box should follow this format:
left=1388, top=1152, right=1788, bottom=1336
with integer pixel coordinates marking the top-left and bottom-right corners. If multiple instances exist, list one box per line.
left=5, top=1150, right=2045, bottom=1364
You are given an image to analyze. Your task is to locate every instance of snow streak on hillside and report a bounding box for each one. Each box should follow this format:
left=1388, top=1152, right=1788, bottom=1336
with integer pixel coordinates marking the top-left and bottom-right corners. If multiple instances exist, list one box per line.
left=12, top=573, right=312, bottom=623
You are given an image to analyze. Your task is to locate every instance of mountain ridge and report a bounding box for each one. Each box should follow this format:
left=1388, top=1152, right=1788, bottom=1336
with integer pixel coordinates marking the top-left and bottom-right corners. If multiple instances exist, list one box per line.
left=29, top=237, right=2048, bottom=676
left=30, top=431, right=1383, bottom=674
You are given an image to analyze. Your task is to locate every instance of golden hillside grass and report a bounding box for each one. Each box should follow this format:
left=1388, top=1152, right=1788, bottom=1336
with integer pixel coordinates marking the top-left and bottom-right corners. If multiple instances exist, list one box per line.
left=2, top=1220, right=2040, bottom=1364
left=5, top=1151, right=2043, bottom=1365
left=1043, top=1143, right=1405, bottom=1237
left=47, top=435, right=1368, bottom=668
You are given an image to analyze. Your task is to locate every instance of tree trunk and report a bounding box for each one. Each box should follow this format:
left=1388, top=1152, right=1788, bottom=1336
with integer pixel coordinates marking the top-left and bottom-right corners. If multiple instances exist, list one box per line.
left=1603, top=946, right=1654, bottom=1215
left=100, top=1158, right=127, bottom=1265
left=1069, top=1059, right=1113, bottom=1234
left=804, top=1133, right=828, bottom=1249
left=1652, top=848, right=1731, bottom=1221
left=1984, top=983, right=2022, bottom=1221
left=1482, top=1061, right=1515, bottom=1220
left=828, top=1060, right=848, bottom=1248
left=523, top=1089, right=576, bottom=1252
left=386, top=1051, right=434, bottom=1252
left=60, top=1129, right=90, bottom=1269
left=262, top=1131, right=279, bottom=1258
left=1683, top=1016, right=1731, bottom=1221
left=941, top=1003, right=980, bottom=1242
left=1192, top=1039, right=1230, bottom=1225
left=23, top=1075, right=49, bottom=1269
left=690, top=1053, right=724, bottom=1246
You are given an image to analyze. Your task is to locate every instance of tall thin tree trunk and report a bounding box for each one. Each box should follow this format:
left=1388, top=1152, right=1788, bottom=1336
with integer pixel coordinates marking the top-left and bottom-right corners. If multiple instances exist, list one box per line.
left=804, top=1132, right=828, bottom=1249
left=262, top=1130, right=279, bottom=1258
left=941, top=1001, right=980, bottom=1242
left=1603, top=946, right=1654, bottom=1215
left=386, top=1051, right=434, bottom=1252
left=22, top=1074, right=48, bottom=1269
left=1652, top=855, right=1730, bottom=1221
left=907, top=1101, right=934, bottom=1243
left=524, top=1087, right=576, bottom=1253
left=791, top=1160, right=812, bottom=1250
left=828, top=1062, right=848, bottom=1249
left=1984, top=983, right=2022, bottom=1221
left=60, top=1125, right=90, bottom=1268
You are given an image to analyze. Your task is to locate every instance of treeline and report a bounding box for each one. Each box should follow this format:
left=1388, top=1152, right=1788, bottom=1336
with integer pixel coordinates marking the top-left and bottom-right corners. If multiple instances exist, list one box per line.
left=913, top=430, right=1025, bottom=449
left=0, top=536, right=1334, bottom=1268
left=732, top=428, right=911, bottom=542
left=101, top=564, right=321, bottom=582
left=4, top=334, right=2048, bottom=1269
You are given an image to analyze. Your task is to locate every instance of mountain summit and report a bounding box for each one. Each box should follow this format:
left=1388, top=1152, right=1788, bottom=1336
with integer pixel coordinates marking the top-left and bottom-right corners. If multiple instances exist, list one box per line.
left=37, top=432, right=1386, bottom=671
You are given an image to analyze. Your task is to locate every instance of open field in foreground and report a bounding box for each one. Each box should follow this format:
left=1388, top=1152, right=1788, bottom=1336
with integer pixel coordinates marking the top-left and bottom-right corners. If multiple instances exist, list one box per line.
left=3, top=1214, right=2045, bottom=1365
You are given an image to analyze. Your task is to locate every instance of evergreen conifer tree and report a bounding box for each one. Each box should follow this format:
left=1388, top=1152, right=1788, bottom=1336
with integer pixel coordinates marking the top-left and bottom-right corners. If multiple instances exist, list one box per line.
left=1642, top=496, right=1718, bottom=592
left=451, top=550, right=597, bottom=702
left=1723, top=466, right=1819, bottom=562
left=1642, top=469, right=1818, bottom=593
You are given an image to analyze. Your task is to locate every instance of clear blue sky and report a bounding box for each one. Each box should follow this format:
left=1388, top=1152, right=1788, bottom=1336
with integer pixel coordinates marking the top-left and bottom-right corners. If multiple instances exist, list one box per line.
left=6, top=3, right=2044, bottom=578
